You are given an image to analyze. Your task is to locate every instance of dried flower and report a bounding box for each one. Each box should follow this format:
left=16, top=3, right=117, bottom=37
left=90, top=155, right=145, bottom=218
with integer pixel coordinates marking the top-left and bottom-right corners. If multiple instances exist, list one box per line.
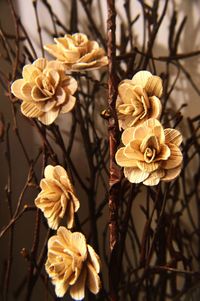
left=115, top=119, right=183, bottom=186
left=116, top=70, right=162, bottom=129
left=45, top=226, right=101, bottom=300
left=11, top=58, right=77, bottom=125
left=44, top=33, right=108, bottom=71
left=35, top=165, right=80, bottom=229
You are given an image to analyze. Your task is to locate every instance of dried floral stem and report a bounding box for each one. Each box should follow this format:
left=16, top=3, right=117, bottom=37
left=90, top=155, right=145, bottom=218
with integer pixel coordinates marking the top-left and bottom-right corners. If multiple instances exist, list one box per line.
left=107, top=0, right=121, bottom=300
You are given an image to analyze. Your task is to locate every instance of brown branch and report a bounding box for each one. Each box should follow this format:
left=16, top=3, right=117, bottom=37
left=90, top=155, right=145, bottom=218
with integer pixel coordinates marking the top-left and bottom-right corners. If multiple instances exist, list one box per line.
left=107, top=0, right=121, bottom=300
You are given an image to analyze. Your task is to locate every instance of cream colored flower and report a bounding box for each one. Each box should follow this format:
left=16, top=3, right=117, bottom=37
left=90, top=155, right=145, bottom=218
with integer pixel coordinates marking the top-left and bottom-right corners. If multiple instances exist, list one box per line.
left=116, top=71, right=162, bottom=129
left=115, top=119, right=183, bottom=186
left=11, top=58, right=77, bottom=125
left=44, top=33, right=108, bottom=71
left=35, top=165, right=80, bottom=229
left=45, top=227, right=101, bottom=300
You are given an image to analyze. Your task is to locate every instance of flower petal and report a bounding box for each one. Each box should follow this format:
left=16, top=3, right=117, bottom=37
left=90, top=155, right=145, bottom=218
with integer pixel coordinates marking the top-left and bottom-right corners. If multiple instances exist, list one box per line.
left=140, top=135, right=160, bottom=153
left=124, top=141, right=143, bottom=160
left=33, top=58, right=48, bottom=70
left=48, top=70, right=60, bottom=88
left=78, top=51, right=95, bottom=63
left=44, top=44, right=68, bottom=61
left=155, top=144, right=171, bottom=161
left=62, top=76, right=78, bottom=95
left=115, top=148, right=137, bottom=167
left=54, top=280, right=69, bottom=298
left=162, top=165, right=182, bottom=181
left=60, top=95, right=76, bottom=113
left=60, top=194, right=67, bottom=219
left=145, top=118, right=161, bottom=129
left=87, top=262, right=101, bottom=294
left=44, top=165, right=55, bottom=179
left=71, top=232, right=87, bottom=259
left=11, top=79, right=25, bottom=100
left=52, top=165, right=67, bottom=179
left=63, top=49, right=81, bottom=63
left=132, top=70, right=152, bottom=88
left=21, top=101, right=42, bottom=118
left=132, top=124, right=151, bottom=141
left=149, top=96, right=162, bottom=119
left=124, top=167, right=149, bottom=183
left=38, top=108, right=59, bottom=125
left=153, top=125, right=165, bottom=145
left=57, top=226, right=71, bottom=247
left=31, top=85, right=49, bottom=101
left=71, top=60, right=97, bottom=70
left=87, top=245, right=100, bottom=273
left=87, top=41, right=99, bottom=51
left=145, top=75, right=163, bottom=97
left=41, top=99, right=57, bottom=112
left=55, top=87, right=67, bottom=106
left=137, top=160, right=159, bottom=172
left=72, top=33, right=88, bottom=45
left=161, top=143, right=183, bottom=169
left=164, top=128, right=183, bottom=146
left=47, top=60, right=65, bottom=71
left=118, top=82, right=133, bottom=103
left=70, top=268, right=87, bottom=301
left=22, top=64, right=41, bottom=82
left=121, top=127, right=135, bottom=145
left=143, top=169, right=165, bottom=186
left=64, top=201, right=73, bottom=229
left=55, top=36, right=72, bottom=48
left=21, top=82, right=33, bottom=100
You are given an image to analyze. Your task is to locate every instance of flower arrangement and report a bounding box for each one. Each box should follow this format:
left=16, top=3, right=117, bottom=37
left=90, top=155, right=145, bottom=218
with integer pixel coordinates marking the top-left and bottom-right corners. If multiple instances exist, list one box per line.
left=10, top=26, right=184, bottom=298
left=2, top=2, right=199, bottom=301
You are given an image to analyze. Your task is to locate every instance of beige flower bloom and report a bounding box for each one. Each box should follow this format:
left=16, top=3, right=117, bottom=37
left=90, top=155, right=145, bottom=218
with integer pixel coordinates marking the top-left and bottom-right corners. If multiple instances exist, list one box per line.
left=11, top=58, right=77, bottom=125
left=116, top=71, right=162, bottom=129
left=44, top=33, right=108, bottom=71
left=35, top=165, right=80, bottom=229
left=115, top=119, right=183, bottom=186
left=45, top=227, right=101, bottom=300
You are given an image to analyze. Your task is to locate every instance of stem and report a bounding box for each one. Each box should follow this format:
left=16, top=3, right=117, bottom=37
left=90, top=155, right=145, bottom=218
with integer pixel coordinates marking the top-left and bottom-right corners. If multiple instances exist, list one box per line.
left=107, top=0, right=121, bottom=300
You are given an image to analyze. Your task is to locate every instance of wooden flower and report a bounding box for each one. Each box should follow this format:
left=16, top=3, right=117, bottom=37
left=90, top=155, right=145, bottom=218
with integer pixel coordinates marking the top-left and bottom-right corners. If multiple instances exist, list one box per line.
left=35, top=165, right=80, bottom=229
left=116, top=71, right=162, bottom=129
left=45, top=227, right=101, bottom=300
left=115, top=119, right=183, bottom=186
left=44, top=33, right=108, bottom=71
left=11, top=58, right=77, bottom=125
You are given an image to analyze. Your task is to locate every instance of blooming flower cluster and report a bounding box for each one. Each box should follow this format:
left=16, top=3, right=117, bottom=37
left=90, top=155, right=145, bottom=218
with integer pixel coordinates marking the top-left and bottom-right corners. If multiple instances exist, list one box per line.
left=35, top=165, right=101, bottom=300
left=115, top=70, right=183, bottom=185
left=11, top=33, right=107, bottom=125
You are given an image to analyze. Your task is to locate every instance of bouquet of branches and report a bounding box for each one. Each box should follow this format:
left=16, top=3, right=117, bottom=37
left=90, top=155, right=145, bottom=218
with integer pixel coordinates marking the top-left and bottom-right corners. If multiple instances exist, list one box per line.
left=0, top=1, right=200, bottom=301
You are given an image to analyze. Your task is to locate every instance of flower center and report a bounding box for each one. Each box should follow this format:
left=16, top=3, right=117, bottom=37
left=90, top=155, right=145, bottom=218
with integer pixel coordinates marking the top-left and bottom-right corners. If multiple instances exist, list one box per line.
left=42, top=78, right=55, bottom=96
left=144, top=147, right=156, bottom=163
